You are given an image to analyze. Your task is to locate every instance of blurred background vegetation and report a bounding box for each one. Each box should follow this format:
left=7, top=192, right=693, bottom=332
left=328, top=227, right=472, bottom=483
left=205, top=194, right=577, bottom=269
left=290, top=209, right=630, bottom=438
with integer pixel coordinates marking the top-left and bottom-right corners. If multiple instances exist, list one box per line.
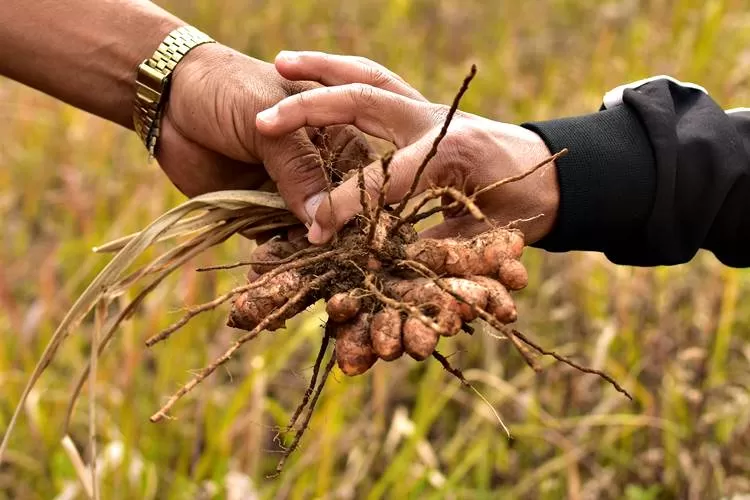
left=2, top=0, right=750, bottom=498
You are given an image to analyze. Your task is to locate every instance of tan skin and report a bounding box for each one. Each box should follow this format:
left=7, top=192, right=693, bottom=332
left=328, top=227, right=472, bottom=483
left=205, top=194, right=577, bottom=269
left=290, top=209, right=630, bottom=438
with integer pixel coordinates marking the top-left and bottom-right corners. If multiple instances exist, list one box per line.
left=1, top=1, right=558, bottom=245
left=0, top=1, right=369, bottom=226
left=256, top=51, right=561, bottom=245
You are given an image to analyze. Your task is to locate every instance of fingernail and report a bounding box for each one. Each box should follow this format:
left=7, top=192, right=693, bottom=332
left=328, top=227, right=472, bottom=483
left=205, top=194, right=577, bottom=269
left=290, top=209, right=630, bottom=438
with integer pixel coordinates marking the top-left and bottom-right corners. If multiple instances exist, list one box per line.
left=277, top=50, right=301, bottom=63
left=304, top=192, right=326, bottom=225
left=308, top=222, right=324, bottom=244
left=256, top=107, right=278, bottom=126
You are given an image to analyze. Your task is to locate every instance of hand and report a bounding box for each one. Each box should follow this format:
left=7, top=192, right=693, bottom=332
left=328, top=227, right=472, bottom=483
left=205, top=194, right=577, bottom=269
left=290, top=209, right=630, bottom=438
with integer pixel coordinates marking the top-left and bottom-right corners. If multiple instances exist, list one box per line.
left=155, top=44, right=373, bottom=226
left=255, top=51, right=560, bottom=245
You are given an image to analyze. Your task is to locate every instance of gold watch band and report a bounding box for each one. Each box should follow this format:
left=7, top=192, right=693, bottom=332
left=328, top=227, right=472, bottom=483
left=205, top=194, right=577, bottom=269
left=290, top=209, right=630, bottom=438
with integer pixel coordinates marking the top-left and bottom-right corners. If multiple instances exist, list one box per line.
left=133, top=25, right=215, bottom=156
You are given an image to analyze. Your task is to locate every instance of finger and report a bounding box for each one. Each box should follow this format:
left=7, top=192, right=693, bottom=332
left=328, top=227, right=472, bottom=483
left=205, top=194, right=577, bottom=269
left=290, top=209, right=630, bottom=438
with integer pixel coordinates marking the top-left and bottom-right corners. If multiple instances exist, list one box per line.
left=309, top=138, right=451, bottom=244
left=256, top=84, right=436, bottom=147
left=327, top=125, right=377, bottom=175
left=275, top=51, right=427, bottom=102
left=261, top=129, right=332, bottom=226
left=307, top=125, right=376, bottom=180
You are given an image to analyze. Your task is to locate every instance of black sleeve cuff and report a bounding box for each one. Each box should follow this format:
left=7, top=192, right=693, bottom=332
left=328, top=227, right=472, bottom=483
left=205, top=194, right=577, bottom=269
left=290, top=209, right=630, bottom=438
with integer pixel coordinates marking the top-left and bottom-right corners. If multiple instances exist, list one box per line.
left=521, top=104, right=657, bottom=261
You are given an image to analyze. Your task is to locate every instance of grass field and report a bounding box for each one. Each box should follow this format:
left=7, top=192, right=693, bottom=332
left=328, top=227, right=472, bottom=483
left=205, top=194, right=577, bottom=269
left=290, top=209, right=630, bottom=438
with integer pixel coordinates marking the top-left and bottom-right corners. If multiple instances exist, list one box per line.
left=1, top=0, right=750, bottom=498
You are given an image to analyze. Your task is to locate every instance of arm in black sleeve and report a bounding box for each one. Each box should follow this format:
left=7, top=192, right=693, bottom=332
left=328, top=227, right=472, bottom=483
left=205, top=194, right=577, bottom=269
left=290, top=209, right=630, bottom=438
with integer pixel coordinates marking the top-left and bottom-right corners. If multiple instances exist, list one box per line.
left=521, top=77, right=750, bottom=268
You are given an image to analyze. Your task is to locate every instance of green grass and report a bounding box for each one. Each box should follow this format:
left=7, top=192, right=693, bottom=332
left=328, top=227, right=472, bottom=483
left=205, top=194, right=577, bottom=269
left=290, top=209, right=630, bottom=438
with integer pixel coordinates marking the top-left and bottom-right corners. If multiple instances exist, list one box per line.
left=2, top=0, right=750, bottom=498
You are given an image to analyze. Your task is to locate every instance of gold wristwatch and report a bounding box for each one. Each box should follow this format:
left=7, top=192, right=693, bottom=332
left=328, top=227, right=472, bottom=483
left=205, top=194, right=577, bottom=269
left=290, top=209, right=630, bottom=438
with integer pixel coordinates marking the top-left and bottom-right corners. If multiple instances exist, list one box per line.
left=133, top=26, right=215, bottom=156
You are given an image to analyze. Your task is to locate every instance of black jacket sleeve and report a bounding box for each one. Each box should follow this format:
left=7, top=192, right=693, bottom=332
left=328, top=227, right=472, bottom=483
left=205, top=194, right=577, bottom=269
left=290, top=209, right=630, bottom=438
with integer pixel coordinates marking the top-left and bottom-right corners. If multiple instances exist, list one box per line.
left=521, top=77, right=750, bottom=268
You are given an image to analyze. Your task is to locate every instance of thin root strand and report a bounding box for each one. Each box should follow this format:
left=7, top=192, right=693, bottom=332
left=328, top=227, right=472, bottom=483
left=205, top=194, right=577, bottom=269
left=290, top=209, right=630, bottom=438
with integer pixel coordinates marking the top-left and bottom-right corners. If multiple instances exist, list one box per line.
left=147, top=250, right=342, bottom=347
left=432, top=350, right=511, bottom=439
left=509, top=328, right=633, bottom=400
left=268, top=351, right=337, bottom=478
left=284, top=329, right=331, bottom=433
left=392, top=64, right=477, bottom=219
left=149, top=271, right=336, bottom=422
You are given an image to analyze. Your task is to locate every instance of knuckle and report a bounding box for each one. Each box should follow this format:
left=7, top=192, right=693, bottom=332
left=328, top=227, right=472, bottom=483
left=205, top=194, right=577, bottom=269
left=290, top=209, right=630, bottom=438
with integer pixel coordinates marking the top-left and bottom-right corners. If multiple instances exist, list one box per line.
left=288, top=150, right=323, bottom=180
left=353, top=55, right=376, bottom=67
left=428, top=104, right=451, bottom=125
left=366, top=66, right=392, bottom=89
left=293, top=90, right=310, bottom=108
left=363, top=165, right=385, bottom=191
left=441, top=123, right=489, bottom=180
left=349, top=83, right=378, bottom=109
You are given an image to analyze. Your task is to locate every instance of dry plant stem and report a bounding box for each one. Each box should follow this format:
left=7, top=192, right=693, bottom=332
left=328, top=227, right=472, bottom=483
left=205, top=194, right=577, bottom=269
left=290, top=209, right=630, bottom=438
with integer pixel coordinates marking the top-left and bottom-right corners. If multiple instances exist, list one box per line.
left=509, top=328, right=633, bottom=400
left=393, top=64, right=478, bottom=218
left=284, top=331, right=331, bottom=432
left=112, top=217, right=250, bottom=296
left=0, top=190, right=291, bottom=464
left=65, top=278, right=163, bottom=432
left=196, top=245, right=328, bottom=273
left=472, top=148, right=569, bottom=198
left=401, top=149, right=568, bottom=228
left=366, top=151, right=394, bottom=247
left=150, top=271, right=336, bottom=422
left=146, top=250, right=342, bottom=347
left=67, top=220, right=254, bottom=430
left=61, top=436, right=94, bottom=499
left=269, top=353, right=337, bottom=479
left=432, top=351, right=511, bottom=438
left=90, top=301, right=105, bottom=500
left=357, top=161, right=371, bottom=222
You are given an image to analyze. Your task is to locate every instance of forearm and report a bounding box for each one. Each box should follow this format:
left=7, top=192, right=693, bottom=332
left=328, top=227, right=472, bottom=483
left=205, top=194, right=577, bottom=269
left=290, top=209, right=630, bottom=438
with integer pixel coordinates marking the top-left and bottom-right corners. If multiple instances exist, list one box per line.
left=0, top=0, right=184, bottom=128
left=524, top=77, right=750, bottom=268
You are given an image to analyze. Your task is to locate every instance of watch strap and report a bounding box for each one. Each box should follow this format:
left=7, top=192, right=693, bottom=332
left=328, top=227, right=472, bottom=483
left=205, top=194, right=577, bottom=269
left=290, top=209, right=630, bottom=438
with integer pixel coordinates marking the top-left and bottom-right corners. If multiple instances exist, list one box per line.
left=133, top=26, right=215, bottom=156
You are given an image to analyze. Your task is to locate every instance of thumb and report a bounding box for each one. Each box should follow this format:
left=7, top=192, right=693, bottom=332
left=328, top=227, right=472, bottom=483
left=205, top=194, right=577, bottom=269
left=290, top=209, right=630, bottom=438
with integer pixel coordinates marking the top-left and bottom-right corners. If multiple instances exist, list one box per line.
left=308, top=140, right=441, bottom=244
left=262, top=129, right=330, bottom=226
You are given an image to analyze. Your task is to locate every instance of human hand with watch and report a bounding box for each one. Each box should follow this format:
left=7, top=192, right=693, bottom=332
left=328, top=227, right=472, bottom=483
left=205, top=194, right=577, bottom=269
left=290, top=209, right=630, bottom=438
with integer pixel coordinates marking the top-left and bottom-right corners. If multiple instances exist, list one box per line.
left=0, top=0, right=558, bottom=246
left=0, top=0, right=372, bottom=228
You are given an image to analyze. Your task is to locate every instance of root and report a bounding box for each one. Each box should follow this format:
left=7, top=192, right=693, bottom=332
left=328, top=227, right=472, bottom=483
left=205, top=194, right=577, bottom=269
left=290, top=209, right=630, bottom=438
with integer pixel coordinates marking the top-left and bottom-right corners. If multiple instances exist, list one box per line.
left=283, top=328, right=332, bottom=433
left=400, top=149, right=568, bottom=228
left=392, top=64, right=477, bottom=218
left=357, top=158, right=371, bottom=223
left=363, top=273, right=448, bottom=336
left=427, top=186, right=487, bottom=222
left=432, top=350, right=511, bottom=438
left=505, top=332, right=543, bottom=372
left=146, top=250, right=343, bottom=347
left=472, top=148, right=568, bottom=198
left=399, top=259, right=542, bottom=372
left=149, top=271, right=336, bottom=422
left=268, top=351, right=336, bottom=479
left=365, top=151, right=394, bottom=248
left=509, top=329, right=633, bottom=400
left=195, top=245, right=326, bottom=273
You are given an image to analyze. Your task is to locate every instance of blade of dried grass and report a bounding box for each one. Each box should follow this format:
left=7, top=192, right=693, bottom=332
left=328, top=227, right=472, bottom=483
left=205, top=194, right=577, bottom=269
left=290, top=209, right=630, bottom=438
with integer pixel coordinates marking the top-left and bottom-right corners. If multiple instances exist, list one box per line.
left=64, top=215, right=256, bottom=430
left=109, top=212, right=297, bottom=297
left=94, top=205, right=285, bottom=253
left=0, top=190, right=293, bottom=463
left=61, top=435, right=93, bottom=499
left=90, top=301, right=104, bottom=500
